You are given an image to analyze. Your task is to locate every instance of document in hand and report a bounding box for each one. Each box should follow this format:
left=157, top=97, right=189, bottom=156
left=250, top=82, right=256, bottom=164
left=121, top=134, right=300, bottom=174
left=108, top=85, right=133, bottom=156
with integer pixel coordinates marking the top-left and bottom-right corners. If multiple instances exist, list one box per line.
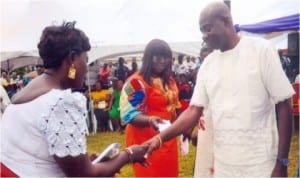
left=92, top=143, right=121, bottom=164
left=158, top=120, right=171, bottom=132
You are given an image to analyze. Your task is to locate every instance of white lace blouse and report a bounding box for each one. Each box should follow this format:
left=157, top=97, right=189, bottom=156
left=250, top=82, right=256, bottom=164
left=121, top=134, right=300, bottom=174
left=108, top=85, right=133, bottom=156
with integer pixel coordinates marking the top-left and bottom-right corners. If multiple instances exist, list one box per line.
left=1, top=89, right=88, bottom=177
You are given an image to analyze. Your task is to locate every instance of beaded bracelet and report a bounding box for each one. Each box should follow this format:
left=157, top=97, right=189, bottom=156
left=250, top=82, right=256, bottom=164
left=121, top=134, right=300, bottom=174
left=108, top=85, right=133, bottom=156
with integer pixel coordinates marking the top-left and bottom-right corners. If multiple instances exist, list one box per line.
left=124, top=147, right=134, bottom=163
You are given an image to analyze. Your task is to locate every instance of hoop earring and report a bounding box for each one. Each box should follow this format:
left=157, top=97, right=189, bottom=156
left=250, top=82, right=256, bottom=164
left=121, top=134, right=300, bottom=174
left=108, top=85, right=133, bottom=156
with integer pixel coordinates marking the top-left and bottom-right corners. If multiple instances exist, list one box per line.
left=68, top=64, right=76, bottom=79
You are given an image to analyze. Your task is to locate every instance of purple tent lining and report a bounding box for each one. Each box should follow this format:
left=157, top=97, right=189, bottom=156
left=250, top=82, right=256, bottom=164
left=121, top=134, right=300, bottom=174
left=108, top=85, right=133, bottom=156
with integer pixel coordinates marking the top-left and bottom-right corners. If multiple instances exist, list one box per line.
left=235, top=14, right=300, bottom=33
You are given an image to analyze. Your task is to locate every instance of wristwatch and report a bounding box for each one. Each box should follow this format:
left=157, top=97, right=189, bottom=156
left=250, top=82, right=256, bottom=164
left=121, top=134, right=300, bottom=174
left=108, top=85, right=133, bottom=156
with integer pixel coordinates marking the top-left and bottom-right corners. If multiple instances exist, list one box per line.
left=277, top=157, right=289, bottom=167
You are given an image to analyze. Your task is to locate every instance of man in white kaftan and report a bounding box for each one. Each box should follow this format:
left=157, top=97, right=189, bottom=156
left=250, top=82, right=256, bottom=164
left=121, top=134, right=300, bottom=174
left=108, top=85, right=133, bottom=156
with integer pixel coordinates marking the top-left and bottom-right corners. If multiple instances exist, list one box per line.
left=144, top=2, right=294, bottom=177
left=191, top=35, right=294, bottom=176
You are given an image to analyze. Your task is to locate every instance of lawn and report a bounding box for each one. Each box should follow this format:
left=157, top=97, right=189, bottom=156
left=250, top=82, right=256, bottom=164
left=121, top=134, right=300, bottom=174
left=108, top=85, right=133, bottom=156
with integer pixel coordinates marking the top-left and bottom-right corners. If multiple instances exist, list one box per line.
left=87, top=131, right=299, bottom=177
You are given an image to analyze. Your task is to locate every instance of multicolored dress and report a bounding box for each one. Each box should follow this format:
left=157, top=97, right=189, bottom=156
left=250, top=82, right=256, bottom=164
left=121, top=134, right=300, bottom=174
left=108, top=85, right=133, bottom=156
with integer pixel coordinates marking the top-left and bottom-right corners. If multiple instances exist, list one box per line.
left=120, top=73, right=180, bottom=177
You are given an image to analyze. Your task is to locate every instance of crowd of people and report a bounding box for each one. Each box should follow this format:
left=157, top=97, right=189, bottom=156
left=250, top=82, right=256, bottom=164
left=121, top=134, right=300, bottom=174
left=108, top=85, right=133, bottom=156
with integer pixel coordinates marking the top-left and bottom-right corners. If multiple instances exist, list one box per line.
left=0, top=1, right=298, bottom=177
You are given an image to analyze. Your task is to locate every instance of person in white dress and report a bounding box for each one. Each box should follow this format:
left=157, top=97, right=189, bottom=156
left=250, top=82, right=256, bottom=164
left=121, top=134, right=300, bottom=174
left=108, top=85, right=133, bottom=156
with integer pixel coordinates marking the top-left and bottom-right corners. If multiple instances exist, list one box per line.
left=144, top=2, right=294, bottom=177
left=0, top=21, right=148, bottom=177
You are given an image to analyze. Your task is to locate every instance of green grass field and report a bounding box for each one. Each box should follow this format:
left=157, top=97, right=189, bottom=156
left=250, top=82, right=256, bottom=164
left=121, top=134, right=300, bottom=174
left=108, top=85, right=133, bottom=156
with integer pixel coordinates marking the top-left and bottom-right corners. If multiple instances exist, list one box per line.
left=87, top=131, right=299, bottom=177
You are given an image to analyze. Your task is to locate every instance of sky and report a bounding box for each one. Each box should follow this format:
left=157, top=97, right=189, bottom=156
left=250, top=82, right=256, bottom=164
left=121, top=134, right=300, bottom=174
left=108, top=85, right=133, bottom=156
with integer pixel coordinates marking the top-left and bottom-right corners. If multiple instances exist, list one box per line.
left=0, top=0, right=299, bottom=53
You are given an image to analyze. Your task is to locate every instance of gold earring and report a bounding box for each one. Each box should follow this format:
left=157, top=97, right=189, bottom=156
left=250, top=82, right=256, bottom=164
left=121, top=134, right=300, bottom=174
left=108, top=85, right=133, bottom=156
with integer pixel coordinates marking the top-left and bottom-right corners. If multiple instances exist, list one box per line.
left=68, top=64, right=76, bottom=79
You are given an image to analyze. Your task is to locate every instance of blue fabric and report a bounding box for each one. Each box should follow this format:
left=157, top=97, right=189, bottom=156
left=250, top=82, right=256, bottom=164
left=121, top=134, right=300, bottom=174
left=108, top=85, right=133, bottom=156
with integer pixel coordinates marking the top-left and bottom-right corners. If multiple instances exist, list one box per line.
left=122, top=107, right=142, bottom=125
left=129, top=91, right=145, bottom=106
left=121, top=78, right=146, bottom=125
left=235, top=14, right=300, bottom=33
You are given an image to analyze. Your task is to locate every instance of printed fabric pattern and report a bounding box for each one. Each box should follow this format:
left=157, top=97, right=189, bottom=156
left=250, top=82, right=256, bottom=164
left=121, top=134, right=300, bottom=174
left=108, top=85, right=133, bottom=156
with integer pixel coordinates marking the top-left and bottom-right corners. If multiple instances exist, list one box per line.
left=120, top=78, right=146, bottom=124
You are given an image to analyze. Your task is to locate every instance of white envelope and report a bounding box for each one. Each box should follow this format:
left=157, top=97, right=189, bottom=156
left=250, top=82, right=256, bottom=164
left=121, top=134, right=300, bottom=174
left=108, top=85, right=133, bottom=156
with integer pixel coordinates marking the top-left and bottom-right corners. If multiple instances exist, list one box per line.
left=158, top=120, right=171, bottom=132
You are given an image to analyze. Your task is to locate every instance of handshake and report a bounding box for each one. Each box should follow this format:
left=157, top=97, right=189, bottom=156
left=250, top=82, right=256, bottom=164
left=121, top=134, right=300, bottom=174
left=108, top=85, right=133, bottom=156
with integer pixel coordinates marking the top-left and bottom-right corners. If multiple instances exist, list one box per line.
left=89, top=117, right=172, bottom=176
left=122, top=134, right=164, bottom=166
left=91, top=135, right=164, bottom=167
left=91, top=132, right=167, bottom=168
left=117, top=118, right=171, bottom=165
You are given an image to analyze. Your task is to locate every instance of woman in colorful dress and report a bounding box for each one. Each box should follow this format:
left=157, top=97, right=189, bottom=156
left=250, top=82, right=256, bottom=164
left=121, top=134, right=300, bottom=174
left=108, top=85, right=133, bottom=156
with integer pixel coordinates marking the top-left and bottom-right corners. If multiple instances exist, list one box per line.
left=120, top=39, right=181, bottom=177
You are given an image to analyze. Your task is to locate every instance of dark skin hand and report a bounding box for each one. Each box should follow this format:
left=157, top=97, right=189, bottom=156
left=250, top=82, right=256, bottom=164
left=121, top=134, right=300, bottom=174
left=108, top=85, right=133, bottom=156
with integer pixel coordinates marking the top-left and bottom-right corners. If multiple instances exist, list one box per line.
left=143, top=106, right=203, bottom=157
left=271, top=99, right=292, bottom=177
left=54, top=144, right=148, bottom=177
left=191, top=119, right=205, bottom=146
left=129, top=114, right=164, bottom=131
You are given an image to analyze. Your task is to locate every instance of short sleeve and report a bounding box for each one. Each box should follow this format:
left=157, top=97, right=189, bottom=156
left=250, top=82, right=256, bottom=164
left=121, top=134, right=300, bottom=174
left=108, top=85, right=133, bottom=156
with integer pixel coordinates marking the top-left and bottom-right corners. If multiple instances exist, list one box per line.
left=38, top=90, right=88, bottom=157
left=260, top=42, right=295, bottom=103
left=190, top=65, right=209, bottom=108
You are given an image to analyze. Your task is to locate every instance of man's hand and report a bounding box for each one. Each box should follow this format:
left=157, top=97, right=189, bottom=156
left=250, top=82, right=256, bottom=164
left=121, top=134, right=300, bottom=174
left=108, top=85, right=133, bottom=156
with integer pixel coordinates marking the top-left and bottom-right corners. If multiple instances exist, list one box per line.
left=191, top=131, right=198, bottom=146
left=271, top=162, right=288, bottom=177
left=142, top=136, right=161, bottom=158
left=128, top=144, right=149, bottom=163
left=199, top=118, right=205, bottom=130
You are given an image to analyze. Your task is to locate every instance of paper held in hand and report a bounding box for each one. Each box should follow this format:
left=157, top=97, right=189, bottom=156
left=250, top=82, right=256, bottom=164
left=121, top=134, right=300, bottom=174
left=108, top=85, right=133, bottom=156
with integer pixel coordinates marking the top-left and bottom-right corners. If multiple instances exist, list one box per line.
left=92, top=143, right=120, bottom=164
left=158, top=120, right=171, bottom=132
left=180, top=135, right=189, bottom=156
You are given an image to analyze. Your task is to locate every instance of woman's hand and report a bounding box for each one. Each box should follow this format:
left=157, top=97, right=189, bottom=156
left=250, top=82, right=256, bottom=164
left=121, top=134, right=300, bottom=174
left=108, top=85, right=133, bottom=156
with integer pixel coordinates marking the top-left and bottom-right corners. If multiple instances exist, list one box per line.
left=126, top=144, right=149, bottom=166
left=89, top=153, right=99, bottom=161
left=148, top=116, right=164, bottom=131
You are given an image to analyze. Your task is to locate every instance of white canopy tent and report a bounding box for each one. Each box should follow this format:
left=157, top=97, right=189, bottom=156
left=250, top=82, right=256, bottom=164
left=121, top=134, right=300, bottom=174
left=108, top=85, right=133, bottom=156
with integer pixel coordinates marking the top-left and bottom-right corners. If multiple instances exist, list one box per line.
left=1, top=0, right=299, bottom=70
left=88, top=41, right=202, bottom=61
